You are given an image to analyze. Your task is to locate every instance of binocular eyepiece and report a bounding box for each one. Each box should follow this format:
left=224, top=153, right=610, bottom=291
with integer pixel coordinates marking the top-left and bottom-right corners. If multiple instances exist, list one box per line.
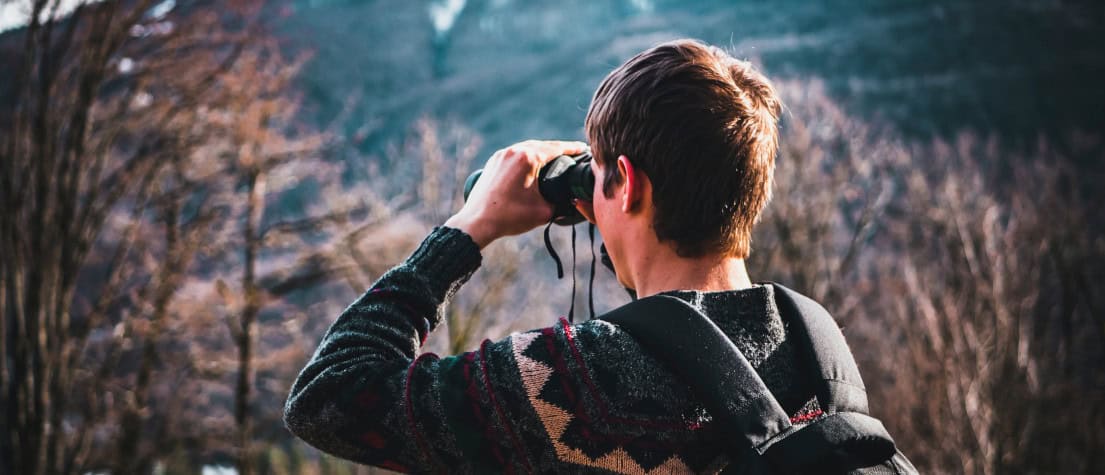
left=463, top=150, right=595, bottom=225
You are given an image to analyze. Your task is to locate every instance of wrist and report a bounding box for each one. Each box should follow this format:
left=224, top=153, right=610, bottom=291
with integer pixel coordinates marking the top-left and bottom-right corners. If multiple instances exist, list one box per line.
left=443, top=213, right=496, bottom=249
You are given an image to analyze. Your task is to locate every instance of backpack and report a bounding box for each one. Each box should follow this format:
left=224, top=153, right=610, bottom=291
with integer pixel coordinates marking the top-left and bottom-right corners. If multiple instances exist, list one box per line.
left=597, top=283, right=918, bottom=474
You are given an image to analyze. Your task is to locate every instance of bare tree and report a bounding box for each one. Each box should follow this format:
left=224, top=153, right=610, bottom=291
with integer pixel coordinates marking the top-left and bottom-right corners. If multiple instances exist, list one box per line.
left=0, top=1, right=315, bottom=473
left=209, top=40, right=329, bottom=474
left=756, top=80, right=1105, bottom=474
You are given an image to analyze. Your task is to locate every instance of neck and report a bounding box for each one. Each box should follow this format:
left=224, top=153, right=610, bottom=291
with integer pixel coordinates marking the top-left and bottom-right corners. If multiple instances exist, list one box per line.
left=622, top=236, right=753, bottom=298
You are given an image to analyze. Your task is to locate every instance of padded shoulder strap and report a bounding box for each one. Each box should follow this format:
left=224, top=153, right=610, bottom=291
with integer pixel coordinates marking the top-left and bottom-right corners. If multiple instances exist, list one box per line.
left=770, top=283, right=869, bottom=414
left=599, top=290, right=907, bottom=474
left=598, top=296, right=792, bottom=453
left=763, top=412, right=896, bottom=472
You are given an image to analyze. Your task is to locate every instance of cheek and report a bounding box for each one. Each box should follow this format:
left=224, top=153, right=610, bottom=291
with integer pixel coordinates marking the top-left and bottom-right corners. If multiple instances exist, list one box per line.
left=593, top=193, right=613, bottom=229
left=593, top=199, right=619, bottom=254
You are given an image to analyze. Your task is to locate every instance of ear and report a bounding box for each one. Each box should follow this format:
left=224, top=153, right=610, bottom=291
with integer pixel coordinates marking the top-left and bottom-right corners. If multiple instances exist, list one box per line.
left=616, top=155, right=648, bottom=213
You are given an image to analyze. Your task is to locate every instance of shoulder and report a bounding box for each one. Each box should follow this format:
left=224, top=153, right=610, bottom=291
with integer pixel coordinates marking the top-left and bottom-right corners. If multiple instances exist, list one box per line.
left=498, top=317, right=657, bottom=381
left=485, top=319, right=725, bottom=472
left=493, top=317, right=707, bottom=430
left=492, top=318, right=646, bottom=392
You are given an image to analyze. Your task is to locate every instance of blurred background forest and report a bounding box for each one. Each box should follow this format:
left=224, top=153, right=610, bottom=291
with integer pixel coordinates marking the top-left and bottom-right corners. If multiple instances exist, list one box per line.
left=1, top=0, right=1103, bottom=474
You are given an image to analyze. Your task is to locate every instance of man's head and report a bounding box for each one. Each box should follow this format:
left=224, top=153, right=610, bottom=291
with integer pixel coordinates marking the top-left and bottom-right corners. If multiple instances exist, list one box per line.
left=584, top=39, right=781, bottom=260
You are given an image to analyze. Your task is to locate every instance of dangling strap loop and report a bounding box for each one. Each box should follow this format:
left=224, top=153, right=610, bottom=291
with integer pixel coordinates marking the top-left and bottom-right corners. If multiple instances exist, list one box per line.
left=543, top=221, right=564, bottom=279
left=568, top=224, right=577, bottom=322
left=544, top=221, right=598, bottom=323
left=588, top=223, right=597, bottom=320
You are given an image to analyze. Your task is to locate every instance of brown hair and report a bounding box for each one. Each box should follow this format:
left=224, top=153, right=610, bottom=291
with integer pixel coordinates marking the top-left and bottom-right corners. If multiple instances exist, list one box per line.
left=585, top=39, right=781, bottom=258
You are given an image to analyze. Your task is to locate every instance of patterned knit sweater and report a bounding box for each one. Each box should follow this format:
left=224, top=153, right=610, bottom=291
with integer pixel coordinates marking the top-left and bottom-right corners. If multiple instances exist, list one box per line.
left=284, top=226, right=819, bottom=474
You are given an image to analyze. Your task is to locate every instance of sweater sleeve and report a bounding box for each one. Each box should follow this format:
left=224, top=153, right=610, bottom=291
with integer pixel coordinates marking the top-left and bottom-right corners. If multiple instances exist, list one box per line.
left=283, top=226, right=528, bottom=473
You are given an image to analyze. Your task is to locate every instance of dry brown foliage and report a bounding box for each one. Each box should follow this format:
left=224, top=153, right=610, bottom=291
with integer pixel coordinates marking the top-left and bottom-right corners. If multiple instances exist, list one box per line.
left=756, top=80, right=1105, bottom=474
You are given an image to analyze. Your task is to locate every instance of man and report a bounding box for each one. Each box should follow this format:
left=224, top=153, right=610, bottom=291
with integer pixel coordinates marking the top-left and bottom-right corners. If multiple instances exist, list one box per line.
left=285, top=39, right=825, bottom=473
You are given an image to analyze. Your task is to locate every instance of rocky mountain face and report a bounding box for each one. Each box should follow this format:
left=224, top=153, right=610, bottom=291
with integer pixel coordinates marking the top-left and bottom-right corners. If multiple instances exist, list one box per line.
left=281, top=0, right=1105, bottom=159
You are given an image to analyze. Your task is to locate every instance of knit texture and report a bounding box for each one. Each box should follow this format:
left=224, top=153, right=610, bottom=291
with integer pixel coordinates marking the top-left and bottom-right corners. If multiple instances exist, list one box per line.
left=284, top=226, right=818, bottom=474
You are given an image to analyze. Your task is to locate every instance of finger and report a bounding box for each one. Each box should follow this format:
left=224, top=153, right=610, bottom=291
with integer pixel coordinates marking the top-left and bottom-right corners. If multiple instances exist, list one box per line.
left=529, top=140, right=587, bottom=162
left=524, top=164, right=540, bottom=188
left=497, top=145, right=534, bottom=186
left=520, top=149, right=542, bottom=188
left=546, top=140, right=588, bottom=157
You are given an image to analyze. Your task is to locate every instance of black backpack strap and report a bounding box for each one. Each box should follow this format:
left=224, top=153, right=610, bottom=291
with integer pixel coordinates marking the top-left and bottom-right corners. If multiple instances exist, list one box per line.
left=597, top=287, right=911, bottom=474
left=770, top=283, right=868, bottom=414
left=598, top=295, right=794, bottom=453
left=764, top=412, right=896, bottom=472
left=764, top=284, right=908, bottom=473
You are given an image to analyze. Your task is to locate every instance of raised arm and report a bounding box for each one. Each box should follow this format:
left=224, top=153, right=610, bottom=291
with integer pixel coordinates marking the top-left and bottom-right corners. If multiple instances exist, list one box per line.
left=282, top=226, right=482, bottom=469
left=285, top=140, right=588, bottom=472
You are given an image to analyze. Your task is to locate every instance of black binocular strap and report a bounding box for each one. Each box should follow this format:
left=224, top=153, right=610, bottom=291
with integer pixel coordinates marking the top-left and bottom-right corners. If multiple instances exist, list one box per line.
left=544, top=222, right=603, bottom=323
left=588, top=223, right=597, bottom=319
left=543, top=221, right=564, bottom=279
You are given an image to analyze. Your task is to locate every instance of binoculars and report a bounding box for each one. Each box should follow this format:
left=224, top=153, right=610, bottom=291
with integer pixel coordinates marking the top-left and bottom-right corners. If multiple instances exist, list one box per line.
left=463, top=149, right=621, bottom=307
left=463, top=150, right=595, bottom=225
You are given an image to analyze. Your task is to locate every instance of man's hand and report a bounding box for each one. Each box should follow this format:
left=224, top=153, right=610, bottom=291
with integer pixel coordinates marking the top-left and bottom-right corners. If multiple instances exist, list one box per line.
left=445, top=140, right=588, bottom=249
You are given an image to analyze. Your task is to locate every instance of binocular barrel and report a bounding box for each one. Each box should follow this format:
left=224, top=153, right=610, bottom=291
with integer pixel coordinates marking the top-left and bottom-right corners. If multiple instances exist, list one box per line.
left=463, top=151, right=595, bottom=225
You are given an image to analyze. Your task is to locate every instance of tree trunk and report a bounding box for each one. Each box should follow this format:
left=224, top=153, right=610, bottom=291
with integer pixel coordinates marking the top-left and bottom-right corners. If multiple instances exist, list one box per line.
left=236, top=168, right=264, bottom=475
